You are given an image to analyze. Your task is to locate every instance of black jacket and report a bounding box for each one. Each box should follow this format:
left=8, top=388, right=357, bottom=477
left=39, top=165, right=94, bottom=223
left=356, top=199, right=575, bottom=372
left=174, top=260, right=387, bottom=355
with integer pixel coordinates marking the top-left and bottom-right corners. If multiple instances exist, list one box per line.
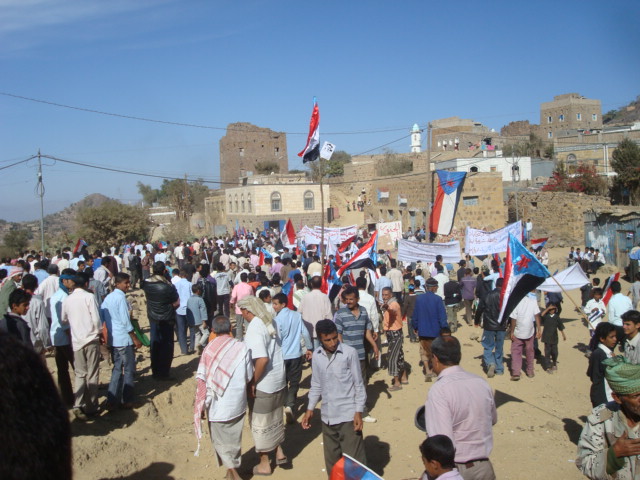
left=143, top=278, right=179, bottom=323
left=480, top=288, right=505, bottom=331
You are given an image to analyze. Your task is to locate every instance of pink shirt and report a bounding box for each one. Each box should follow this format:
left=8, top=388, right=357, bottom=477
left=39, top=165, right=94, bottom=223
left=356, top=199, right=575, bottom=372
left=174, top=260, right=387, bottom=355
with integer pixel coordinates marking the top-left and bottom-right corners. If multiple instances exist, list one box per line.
left=230, top=282, right=254, bottom=314
left=425, top=365, right=497, bottom=463
left=298, top=289, right=333, bottom=339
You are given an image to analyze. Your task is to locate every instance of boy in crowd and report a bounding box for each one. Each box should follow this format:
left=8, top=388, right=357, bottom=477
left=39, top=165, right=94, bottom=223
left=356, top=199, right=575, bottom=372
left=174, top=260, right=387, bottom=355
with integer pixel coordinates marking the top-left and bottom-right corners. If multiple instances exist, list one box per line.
left=540, top=303, right=566, bottom=373
left=622, top=310, right=640, bottom=364
left=419, top=435, right=464, bottom=480
left=187, top=283, right=209, bottom=354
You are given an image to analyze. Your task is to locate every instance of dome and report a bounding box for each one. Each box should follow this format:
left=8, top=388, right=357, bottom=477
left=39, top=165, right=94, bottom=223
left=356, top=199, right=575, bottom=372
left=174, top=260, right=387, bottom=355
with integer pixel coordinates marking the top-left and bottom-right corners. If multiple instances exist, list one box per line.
left=412, top=123, right=420, bottom=132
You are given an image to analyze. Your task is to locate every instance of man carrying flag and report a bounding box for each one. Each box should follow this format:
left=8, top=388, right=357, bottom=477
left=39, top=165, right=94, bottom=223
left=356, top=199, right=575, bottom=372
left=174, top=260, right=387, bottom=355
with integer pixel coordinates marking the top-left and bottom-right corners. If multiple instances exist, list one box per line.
left=337, top=231, right=378, bottom=278
left=529, top=237, right=549, bottom=252
left=497, top=234, right=550, bottom=381
left=280, top=219, right=297, bottom=249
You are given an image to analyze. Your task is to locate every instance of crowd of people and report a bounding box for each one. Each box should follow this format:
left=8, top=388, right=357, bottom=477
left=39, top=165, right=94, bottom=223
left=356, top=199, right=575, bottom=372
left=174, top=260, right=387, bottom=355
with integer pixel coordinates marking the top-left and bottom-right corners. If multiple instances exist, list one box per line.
left=1, top=231, right=640, bottom=480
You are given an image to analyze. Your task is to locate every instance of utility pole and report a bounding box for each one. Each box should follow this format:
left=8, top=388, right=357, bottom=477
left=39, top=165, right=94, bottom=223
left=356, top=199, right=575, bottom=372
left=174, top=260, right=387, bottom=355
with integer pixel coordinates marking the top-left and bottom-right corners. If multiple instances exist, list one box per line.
left=36, top=150, right=45, bottom=252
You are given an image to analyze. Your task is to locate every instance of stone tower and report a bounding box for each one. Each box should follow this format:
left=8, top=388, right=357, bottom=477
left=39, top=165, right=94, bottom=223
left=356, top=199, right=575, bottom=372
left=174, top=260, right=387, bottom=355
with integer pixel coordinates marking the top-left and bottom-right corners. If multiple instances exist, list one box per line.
left=411, top=123, right=422, bottom=153
left=219, top=123, right=288, bottom=185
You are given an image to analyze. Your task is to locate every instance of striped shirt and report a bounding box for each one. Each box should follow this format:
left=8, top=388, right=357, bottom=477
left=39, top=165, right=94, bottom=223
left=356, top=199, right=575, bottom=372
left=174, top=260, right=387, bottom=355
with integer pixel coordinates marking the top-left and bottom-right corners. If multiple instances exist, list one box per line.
left=334, top=306, right=372, bottom=361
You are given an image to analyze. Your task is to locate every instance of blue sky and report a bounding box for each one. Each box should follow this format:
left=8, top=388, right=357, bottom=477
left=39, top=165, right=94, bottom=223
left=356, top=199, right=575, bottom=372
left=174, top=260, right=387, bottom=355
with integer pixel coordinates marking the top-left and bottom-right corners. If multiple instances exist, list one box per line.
left=1, top=0, right=638, bottom=221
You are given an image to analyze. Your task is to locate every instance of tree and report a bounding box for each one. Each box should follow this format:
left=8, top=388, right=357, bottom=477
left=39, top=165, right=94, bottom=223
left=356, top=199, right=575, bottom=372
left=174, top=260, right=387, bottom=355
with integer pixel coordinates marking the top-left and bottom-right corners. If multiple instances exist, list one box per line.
left=3, top=229, right=31, bottom=254
left=542, top=162, right=606, bottom=195
left=307, top=150, right=352, bottom=180
left=138, top=178, right=211, bottom=219
left=254, top=161, right=280, bottom=174
left=610, top=139, right=640, bottom=205
left=76, top=200, right=151, bottom=247
left=137, top=182, right=159, bottom=206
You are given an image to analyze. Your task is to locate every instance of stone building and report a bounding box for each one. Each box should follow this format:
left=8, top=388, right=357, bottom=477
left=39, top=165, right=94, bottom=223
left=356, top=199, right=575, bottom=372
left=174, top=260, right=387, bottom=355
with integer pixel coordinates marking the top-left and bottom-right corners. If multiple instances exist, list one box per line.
left=219, top=122, right=288, bottom=185
left=507, top=191, right=612, bottom=247
left=539, top=93, right=602, bottom=140
left=204, top=173, right=329, bottom=234
left=330, top=153, right=507, bottom=247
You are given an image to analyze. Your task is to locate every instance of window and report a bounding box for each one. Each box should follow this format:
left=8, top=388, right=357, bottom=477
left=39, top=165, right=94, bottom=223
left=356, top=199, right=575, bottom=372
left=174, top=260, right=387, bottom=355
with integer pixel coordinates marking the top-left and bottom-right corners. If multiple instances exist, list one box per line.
left=592, top=113, right=598, bottom=121
left=271, top=192, right=281, bottom=211
left=559, top=114, right=564, bottom=122
left=239, top=147, right=244, bottom=157
left=234, top=194, right=238, bottom=213
left=490, top=166, right=497, bottom=172
left=547, top=116, right=552, bottom=124
left=228, top=196, right=233, bottom=212
left=247, top=194, right=252, bottom=212
left=303, top=190, right=314, bottom=210
left=275, top=147, right=279, bottom=154
left=241, top=194, right=245, bottom=213
left=463, top=196, right=478, bottom=206
left=576, top=113, right=582, bottom=121
left=437, top=141, right=441, bottom=147
left=548, top=131, right=553, bottom=139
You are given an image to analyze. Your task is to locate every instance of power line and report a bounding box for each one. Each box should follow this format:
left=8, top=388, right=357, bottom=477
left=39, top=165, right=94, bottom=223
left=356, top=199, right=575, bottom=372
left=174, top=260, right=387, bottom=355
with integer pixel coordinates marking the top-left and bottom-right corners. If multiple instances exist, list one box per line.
left=0, top=91, right=415, bottom=136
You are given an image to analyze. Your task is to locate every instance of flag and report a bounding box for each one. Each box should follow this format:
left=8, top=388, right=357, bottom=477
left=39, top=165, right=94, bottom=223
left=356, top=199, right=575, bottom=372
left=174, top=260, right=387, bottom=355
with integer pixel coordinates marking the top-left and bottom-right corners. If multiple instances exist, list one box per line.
left=497, top=233, right=550, bottom=325
left=298, top=99, right=320, bottom=163
left=258, top=248, right=272, bottom=267
left=538, top=263, right=590, bottom=292
left=603, top=272, right=621, bottom=305
left=337, top=231, right=378, bottom=277
left=330, top=454, right=383, bottom=480
left=429, top=170, right=466, bottom=237
left=73, top=238, right=88, bottom=254
left=530, top=237, right=548, bottom=252
left=280, top=219, right=296, bottom=247
left=321, top=260, right=343, bottom=302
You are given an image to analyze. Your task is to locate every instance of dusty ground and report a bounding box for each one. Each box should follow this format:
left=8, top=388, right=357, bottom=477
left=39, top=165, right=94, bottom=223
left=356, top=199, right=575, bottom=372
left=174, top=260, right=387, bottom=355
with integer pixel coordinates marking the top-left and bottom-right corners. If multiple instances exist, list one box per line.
left=51, top=247, right=630, bottom=480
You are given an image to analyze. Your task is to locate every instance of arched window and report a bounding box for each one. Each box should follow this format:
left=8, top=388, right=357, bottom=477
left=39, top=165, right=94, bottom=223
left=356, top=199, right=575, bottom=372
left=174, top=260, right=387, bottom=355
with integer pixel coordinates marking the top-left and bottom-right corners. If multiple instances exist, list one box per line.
left=247, top=194, right=252, bottom=213
left=271, top=191, right=281, bottom=211
left=228, top=196, right=232, bottom=212
left=241, top=194, right=245, bottom=213
left=304, top=190, right=314, bottom=210
left=234, top=194, right=238, bottom=213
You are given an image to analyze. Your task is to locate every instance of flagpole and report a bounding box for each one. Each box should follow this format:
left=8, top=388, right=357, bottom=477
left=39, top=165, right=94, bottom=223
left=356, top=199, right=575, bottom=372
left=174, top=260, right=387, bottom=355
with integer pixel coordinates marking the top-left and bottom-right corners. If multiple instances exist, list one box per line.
left=320, top=154, right=325, bottom=271
left=548, top=275, right=593, bottom=330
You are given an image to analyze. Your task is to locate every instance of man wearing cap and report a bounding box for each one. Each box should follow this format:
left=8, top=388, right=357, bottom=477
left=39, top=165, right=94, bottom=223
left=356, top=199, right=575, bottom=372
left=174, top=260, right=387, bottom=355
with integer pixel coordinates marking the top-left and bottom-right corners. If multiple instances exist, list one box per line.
left=411, top=277, right=448, bottom=382
left=577, top=357, right=640, bottom=479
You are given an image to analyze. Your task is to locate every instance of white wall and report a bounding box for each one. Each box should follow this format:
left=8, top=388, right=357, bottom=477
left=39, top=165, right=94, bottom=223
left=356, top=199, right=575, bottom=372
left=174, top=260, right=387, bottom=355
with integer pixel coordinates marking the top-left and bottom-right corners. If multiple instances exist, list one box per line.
left=436, top=156, right=532, bottom=181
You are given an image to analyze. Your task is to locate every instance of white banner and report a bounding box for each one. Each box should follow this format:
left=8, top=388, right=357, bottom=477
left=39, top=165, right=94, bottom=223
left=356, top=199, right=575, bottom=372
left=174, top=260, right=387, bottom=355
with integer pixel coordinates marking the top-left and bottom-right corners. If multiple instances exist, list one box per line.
left=376, top=221, right=403, bottom=243
left=538, top=263, right=590, bottom=292
left=398, top=239, right=462, bottom=264
left=320, top=141, right=335, bottom=160
left=303, top=225, right=358, bottom=245
left=464, top=222, right=523, bottom=256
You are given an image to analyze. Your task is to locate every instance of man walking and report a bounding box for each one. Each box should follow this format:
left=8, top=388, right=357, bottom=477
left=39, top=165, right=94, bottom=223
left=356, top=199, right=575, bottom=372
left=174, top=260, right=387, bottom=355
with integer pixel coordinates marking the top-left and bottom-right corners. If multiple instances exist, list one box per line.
left=272, top=292, right=313, bottom=423
left=143, top=262, right=179, bottom=380
left=101, top=272, right=142, bottom=410
left=425, top=336, right=497, bottom=480
left=61, top=273, right=102, bottom=420
left=302, top=319, right=368, bottom=476
left=411, top=278, right=448, bottom=382
left=298, top=275, right=333, bottom=350
left=480, top=278, right=507, bottom=377
left=334, top=286, right=379, bottom=423
left=49, top=268, right=76, bottom=407
left=509, top=291, right=542, bottom=381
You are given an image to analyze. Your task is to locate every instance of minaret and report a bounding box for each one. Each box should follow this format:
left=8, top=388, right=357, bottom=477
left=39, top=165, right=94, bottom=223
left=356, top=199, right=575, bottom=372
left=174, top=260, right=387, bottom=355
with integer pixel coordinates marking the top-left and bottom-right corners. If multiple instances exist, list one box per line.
left=411, top=123, right=422, bottom=153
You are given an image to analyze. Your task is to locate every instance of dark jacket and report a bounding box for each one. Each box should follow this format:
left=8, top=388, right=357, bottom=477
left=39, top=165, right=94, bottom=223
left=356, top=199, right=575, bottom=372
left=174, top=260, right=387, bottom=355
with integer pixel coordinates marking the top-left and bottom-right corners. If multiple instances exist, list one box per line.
left=143, top=277, right=179, bottom=323
left=1, top=313, right=33, bottom=348
left=480, top=288, right=505, bottom=331
left=443, top=281, right=462, bottom=306
left=587, top=347, right=610, bottom=408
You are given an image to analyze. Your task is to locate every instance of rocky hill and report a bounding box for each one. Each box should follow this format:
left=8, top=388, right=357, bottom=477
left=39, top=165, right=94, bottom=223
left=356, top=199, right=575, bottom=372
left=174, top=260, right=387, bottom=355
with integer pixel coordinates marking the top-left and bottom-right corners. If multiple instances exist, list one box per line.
left=0, top=193, right=112, bottom=246
left=604, top=96, right=640, bottom=125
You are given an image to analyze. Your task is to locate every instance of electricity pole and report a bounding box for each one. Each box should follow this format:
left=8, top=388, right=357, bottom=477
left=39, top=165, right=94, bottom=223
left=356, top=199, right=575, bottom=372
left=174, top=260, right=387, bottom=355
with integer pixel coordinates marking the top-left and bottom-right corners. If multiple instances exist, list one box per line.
left=36, top=150, right=45, bottom=252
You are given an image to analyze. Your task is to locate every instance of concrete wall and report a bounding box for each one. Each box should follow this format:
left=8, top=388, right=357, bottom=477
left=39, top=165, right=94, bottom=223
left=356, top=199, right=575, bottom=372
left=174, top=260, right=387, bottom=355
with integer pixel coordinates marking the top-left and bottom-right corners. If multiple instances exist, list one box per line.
left=435, top=156, right=533, bottom=182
